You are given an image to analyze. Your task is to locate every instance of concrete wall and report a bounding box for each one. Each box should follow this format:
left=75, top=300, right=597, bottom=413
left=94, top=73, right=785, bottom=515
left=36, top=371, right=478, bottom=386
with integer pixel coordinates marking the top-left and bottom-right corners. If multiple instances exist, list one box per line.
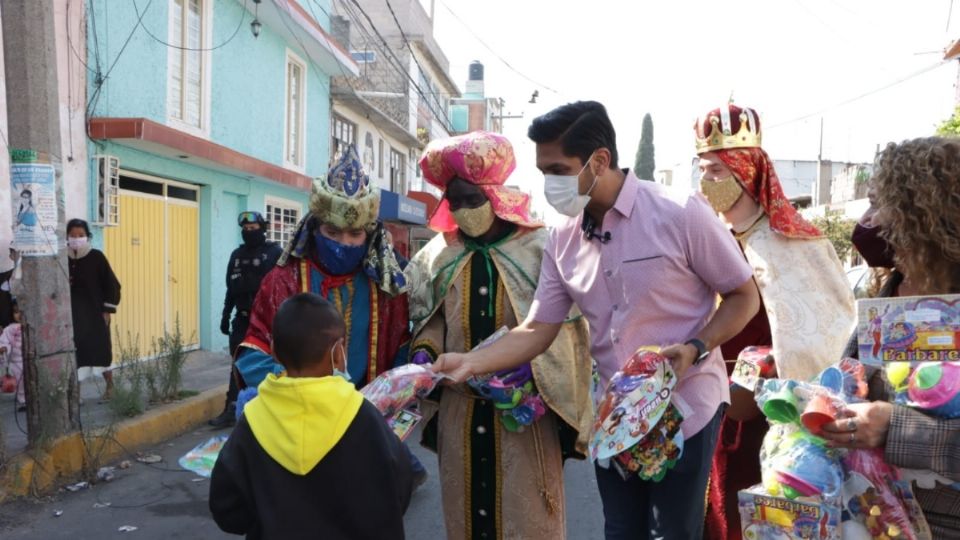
left=333, top=103, right=419, bottom=192
left=0, top=2, right=86, bottom=249
left=84, top=0, right=334, bottom=352
left=87, top=0, right=331, bottom=177
left=54, top=0, right=89, bottom=223
left=96, top=142, right=308, bottom=352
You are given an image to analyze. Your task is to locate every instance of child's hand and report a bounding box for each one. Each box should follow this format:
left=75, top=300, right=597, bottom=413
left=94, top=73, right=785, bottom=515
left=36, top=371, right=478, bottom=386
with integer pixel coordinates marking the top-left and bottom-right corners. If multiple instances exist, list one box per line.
left=0, top=346, right=6, bottom=354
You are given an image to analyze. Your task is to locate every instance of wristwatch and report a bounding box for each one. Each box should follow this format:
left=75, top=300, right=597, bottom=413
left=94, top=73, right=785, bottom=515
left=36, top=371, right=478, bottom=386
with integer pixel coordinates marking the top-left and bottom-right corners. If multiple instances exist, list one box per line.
left=685, top=338, right=710, bottom=366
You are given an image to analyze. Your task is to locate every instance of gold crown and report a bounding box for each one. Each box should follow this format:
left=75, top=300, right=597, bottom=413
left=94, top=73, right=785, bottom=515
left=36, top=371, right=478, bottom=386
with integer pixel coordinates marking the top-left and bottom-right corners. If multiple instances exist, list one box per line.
left=694, top=105, right=762, bottom=154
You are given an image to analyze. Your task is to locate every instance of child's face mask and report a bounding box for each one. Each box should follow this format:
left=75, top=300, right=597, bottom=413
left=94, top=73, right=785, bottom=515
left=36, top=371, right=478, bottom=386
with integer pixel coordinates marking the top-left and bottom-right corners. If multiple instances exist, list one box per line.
left=330, top=340, right=351, bottom=382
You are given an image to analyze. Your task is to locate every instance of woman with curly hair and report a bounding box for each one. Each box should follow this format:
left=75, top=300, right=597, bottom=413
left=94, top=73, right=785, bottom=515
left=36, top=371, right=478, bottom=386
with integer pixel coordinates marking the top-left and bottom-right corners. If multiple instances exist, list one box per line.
left=822, top=137, right=960, bottom=536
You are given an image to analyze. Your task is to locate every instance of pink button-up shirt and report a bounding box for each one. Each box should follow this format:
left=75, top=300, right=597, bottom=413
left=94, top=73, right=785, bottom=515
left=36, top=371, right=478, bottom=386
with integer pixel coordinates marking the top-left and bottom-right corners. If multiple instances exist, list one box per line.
left=529, top=172, right=753, bottom=438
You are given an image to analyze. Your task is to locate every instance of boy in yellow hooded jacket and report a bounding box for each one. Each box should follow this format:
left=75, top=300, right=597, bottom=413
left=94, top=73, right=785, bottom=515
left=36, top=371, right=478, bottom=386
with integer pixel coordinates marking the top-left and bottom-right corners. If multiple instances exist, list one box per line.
left=210, top=293, right=413, bottom=539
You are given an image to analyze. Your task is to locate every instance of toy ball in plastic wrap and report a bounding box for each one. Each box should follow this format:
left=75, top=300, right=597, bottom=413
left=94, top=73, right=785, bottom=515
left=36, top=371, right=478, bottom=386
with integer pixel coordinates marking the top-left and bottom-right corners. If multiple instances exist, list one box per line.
left=589, top=348, right=677, bottom=461
left=886, top=362, right=912, bottom=394
left=767, top=433, right=842, bottom=500
left=907, top=362, right=960, bottom=418
left=361, top=364, right=443, bottom=417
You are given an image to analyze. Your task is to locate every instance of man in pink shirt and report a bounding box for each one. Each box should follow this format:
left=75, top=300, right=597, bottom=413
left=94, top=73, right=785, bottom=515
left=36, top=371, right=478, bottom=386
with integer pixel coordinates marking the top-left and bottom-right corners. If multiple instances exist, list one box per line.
left=434, top=101, right=760, bottom=539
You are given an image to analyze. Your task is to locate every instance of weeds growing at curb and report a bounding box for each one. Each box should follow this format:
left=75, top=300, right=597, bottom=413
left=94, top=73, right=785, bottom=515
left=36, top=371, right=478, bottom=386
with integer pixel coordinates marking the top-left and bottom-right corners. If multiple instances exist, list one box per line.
left=108, top=331, right=146, bottom=419
left=109, top=318, right=191, bottom=420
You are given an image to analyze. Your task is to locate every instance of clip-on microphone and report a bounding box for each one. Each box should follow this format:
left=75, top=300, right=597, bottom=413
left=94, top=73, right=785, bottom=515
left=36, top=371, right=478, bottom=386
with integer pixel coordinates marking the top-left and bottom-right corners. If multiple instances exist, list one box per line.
left=582, top=214, right=612, bottom=244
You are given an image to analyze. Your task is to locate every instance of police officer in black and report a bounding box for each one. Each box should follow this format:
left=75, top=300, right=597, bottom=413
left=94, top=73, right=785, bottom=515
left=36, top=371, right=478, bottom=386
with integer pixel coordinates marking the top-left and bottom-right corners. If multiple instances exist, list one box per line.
left=209, top=211, right=282, bottom=428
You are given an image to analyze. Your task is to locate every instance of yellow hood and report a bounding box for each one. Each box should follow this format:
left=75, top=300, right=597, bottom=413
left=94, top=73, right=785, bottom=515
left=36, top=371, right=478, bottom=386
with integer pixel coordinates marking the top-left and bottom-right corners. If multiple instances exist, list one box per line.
left=243, top=373, right=363, bottom=475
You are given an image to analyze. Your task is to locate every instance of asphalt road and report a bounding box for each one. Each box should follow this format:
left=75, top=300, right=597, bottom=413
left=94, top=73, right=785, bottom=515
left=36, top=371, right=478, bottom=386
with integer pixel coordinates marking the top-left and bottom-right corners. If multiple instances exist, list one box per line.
left=0, top=424, right=605, bottom=539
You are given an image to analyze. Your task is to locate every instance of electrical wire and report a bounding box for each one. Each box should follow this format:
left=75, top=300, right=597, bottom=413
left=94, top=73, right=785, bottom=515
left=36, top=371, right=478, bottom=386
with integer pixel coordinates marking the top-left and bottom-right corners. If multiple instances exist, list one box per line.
left=131, top=0, right=248, bottom=52
left=96, top=0, right=154, bottom=96
left=65, top=0, right=99, bottom=76
left=280, top=0, right=413, bottom=154
left=766, top=60, right=950, bottom=130
left=434, top=0, right=559, bottom=95
left=343, top=0, right=454, bottom=129
left=322, top=0, right=451, bottom=101
left=382, top=0, right=452, bottom=124
left=95, top=483, right=173, bottom=509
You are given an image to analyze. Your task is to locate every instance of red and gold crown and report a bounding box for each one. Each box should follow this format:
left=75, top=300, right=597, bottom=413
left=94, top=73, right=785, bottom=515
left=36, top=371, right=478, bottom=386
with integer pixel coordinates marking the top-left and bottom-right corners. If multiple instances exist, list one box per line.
left=694, top=104, right=762, bottom=154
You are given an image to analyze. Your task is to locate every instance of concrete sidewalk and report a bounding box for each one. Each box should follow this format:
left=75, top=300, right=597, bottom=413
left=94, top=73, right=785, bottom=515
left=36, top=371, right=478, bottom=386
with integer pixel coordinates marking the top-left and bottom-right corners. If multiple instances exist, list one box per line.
left=1, top=350, right=233, bottom=499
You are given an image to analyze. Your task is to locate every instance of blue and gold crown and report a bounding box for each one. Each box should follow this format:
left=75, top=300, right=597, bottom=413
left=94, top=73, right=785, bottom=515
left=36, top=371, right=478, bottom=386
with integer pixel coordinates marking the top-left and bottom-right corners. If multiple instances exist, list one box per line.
left=310, top=145, right=380, bottom=230
left=694, top=104, right=762, bottom=154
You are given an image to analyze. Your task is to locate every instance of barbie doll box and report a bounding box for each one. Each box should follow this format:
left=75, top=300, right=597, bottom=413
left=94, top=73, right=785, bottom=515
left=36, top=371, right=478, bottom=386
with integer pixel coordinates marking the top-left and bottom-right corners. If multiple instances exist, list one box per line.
left=737, top=487, right=840, bottom=540
left=856, top=295, right=960, bottom=365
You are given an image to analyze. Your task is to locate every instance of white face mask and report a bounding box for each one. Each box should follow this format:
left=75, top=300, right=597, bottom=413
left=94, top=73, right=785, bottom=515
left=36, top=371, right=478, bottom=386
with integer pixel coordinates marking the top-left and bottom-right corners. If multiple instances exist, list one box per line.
left=330, top=341, right=352, bottom=382
left=67, top=237, right=89, bottom=250
left=543, top=154, right=599, bottom=217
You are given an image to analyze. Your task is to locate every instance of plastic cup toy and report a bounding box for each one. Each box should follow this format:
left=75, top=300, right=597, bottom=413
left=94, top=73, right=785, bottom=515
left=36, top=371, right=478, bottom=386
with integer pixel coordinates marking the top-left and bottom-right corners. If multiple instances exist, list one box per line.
left=763, top=384, right=800, bottom=424
left=801, top=393, right=840, bottom=433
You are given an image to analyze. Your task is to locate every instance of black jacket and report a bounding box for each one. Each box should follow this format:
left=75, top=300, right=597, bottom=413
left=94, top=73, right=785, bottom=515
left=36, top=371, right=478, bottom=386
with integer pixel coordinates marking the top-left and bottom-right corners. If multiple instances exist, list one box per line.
left=209, top=400, right=413, bottom=540
left=222, top=241, right=282, bottom=321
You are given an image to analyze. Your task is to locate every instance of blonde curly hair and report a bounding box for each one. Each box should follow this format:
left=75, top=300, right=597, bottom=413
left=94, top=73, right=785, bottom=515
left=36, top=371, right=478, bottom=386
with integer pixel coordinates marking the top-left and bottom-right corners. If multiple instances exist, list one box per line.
left=872, top=137, right=960, bottom=294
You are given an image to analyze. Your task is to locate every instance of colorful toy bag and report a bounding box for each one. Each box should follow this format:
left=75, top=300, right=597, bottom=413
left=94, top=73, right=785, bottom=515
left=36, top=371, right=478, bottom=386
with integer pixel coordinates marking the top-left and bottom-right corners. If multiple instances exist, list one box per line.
left=588, top=348, right=684, bottom=482
left=744, top=361, right=932, bottom=540
left=856, top=295, right=960, bottom=366
left=467, top=326, right=547, bottom=432
left=361, top=363, right=446, bottom=439
left=731, top=346, right=776, bottom=392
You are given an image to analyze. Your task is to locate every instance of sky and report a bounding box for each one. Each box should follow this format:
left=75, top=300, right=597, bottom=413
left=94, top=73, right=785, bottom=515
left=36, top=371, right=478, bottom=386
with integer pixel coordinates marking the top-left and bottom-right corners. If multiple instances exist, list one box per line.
left=426, top=0, right=959, bottom=216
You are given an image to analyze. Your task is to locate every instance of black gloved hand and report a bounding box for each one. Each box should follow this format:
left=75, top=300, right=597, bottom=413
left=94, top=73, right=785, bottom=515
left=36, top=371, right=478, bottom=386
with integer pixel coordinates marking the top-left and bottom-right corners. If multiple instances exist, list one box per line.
left=220, top=316, right=230, bottom=336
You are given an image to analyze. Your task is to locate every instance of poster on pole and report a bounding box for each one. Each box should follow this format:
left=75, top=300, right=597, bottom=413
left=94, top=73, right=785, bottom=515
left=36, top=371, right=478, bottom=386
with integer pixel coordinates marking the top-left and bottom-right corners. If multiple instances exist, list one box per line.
left=10, top=150, right=58, bottom=256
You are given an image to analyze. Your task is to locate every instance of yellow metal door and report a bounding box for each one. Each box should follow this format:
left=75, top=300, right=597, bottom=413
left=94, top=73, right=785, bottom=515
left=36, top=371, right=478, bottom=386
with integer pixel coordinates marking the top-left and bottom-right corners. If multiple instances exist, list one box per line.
left=167, top=202, right=199, bottom=347
left=104, top=193, right=167, bottom=361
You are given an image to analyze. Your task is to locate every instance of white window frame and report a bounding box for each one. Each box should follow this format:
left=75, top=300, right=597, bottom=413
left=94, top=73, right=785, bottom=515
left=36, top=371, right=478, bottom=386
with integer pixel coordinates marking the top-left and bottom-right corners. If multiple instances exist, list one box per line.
left=166, top=0, right=212, bottom=137
left=283, top=49, right=308, bottom=171
left=264, top=196, right=303, bottom=245
left=389, top=147, right=406, bottom=194
left=331, top=113, right=356, bottom=163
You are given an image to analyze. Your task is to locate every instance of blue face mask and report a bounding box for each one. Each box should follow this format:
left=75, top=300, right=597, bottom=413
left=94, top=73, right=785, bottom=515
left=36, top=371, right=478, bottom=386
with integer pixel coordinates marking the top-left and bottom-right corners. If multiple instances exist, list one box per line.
left=331, top=342, right=352, bottom=382
left=314, top=232, right=367, bottom=275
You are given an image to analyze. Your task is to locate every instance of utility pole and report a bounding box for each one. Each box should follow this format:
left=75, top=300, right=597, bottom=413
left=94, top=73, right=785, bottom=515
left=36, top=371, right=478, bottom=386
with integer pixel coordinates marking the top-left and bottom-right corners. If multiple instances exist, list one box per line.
left=2, top=0, right=79, bottom=445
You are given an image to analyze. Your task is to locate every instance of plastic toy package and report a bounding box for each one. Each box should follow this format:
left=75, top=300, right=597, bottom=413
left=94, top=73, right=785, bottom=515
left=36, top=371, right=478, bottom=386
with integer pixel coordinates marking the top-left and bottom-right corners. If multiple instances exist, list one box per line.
left=466, top=326, right=547, bottom=432
left=856, top=295, right=960, bottom=365
left=361, top=363, right=446, bottom=419
left=842, top=449, right=931, bottom=540
left=885, top=361, right=960, bottom=419
left=883, top=360, right=960, bottom=492
left=611, top=404, right=684, bottom=482
left=731, top=346, right=776, bottom=392
left=589, top=347, right=685, bottom=482
left=740, top=360, right=932, bottom=540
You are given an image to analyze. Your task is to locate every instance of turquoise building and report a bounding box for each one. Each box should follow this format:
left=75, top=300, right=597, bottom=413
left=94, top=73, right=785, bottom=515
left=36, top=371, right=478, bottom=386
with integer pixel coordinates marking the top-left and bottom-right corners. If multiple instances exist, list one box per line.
left=84, top=0, right=357, bottom=354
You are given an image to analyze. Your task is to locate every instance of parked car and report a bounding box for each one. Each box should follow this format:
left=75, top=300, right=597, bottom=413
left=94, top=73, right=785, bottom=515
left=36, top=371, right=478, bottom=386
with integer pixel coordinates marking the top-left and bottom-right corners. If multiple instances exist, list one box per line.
left=846, top=265, right=871, bottom=299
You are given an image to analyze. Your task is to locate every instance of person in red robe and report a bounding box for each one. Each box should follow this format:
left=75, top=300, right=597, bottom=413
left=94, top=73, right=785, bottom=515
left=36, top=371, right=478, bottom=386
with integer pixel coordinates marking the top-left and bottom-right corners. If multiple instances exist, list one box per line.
left=235, top=145, right=410, bottom=389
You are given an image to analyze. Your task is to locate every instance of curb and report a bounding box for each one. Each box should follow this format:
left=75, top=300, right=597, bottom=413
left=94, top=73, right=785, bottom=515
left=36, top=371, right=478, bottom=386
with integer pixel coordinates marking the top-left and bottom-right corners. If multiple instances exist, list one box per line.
left=0, top=384, right=227, bottom=501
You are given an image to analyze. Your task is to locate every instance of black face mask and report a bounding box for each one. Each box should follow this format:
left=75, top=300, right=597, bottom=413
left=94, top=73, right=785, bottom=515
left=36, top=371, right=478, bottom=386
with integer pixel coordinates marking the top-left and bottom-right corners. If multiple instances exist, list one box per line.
left=241, top=228, right=266, bottom=247
left=851, top=223, right=895, bottom=268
